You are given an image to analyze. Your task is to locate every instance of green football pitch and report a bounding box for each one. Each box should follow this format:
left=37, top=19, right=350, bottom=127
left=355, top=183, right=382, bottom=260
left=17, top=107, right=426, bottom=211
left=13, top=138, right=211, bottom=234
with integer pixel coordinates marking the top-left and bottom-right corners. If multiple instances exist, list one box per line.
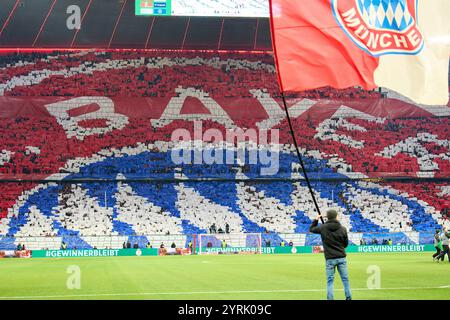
left=0, top=252, right=449, bottom=300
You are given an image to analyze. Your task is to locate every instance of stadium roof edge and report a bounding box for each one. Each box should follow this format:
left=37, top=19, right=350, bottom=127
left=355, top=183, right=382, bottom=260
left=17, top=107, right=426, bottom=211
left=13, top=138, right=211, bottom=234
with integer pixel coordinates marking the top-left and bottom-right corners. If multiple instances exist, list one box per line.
left=0, top=48, right=273, bottom=54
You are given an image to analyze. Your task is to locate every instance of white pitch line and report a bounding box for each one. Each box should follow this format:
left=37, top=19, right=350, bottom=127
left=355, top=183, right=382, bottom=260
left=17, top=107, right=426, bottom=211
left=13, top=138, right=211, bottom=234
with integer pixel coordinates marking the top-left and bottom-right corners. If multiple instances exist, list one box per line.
left=0, top=286, right=449, bottom=300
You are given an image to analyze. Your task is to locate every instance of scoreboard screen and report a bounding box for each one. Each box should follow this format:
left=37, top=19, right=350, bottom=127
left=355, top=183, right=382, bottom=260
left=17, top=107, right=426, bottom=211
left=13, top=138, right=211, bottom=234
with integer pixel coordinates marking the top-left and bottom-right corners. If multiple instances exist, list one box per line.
left=135, top=0, right=172, bottom=16
left=135, top=0, right=269, bottom=17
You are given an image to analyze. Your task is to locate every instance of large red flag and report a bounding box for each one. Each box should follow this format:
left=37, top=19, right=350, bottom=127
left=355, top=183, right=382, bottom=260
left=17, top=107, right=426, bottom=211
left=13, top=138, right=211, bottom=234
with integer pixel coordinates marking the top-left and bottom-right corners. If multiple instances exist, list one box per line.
left=269, top=0, right=450, bottom=105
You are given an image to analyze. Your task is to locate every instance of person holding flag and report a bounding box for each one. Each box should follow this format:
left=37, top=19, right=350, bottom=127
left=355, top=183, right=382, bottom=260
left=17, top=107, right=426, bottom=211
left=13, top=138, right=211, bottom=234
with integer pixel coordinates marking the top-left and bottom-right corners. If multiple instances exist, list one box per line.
left=309, top=209, right=352, bottom=300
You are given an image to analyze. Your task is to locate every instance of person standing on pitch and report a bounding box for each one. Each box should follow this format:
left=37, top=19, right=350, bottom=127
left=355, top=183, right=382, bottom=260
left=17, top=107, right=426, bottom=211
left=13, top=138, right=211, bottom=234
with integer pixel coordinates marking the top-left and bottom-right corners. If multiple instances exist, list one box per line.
left=433, top=229, right=443, bottom=261
left=309, top=209, right=351, bottom=300
left=435, top=226, right=450, bottom=263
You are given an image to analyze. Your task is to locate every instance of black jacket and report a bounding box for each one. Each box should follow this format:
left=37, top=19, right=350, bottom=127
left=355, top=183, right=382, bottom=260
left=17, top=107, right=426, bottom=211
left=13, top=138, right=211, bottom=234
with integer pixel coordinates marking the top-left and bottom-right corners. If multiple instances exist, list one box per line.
left=309, top=219, right=348, bottom=260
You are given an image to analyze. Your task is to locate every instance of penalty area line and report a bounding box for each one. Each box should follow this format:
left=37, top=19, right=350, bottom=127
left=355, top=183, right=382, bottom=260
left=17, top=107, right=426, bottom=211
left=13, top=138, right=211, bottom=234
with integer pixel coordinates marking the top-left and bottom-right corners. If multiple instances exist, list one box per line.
left=0, top=286, right=449, bottom=299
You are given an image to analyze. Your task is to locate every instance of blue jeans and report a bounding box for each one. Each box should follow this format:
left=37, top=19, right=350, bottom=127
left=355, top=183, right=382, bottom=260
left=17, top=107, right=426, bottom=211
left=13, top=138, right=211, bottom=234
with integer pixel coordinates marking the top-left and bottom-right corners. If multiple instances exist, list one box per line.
left=325, top=257, right=352, bottom=300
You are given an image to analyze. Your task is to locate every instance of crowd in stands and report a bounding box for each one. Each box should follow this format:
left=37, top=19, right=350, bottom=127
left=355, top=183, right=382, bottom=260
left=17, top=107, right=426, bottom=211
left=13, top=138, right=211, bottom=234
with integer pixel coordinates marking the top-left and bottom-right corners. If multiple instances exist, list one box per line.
left=0, top=50, right=381, bottom=99
left=0, top=115, right=447, bottom=179
left=0, top=50, right=448, bottom=249
left=0, top=177, right=445, bottom=248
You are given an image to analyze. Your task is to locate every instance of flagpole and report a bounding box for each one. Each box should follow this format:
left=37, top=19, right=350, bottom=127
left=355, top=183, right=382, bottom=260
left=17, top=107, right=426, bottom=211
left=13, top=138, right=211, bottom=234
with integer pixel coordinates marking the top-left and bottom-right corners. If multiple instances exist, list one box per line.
left=280, top=93, right=324, bottom=224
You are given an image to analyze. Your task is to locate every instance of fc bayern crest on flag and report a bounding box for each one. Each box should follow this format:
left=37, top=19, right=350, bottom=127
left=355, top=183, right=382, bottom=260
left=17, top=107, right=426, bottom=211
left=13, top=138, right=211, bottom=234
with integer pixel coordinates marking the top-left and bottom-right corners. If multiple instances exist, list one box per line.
left=332, top=0, right=424, bottom=56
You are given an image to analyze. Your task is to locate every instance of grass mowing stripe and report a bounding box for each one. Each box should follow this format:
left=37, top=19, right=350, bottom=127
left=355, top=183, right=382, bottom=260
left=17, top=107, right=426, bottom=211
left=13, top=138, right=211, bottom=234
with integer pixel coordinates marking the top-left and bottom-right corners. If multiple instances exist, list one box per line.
left=1, top=253, right=448, bottom=300
left=0, top=286, right=449, bottom=299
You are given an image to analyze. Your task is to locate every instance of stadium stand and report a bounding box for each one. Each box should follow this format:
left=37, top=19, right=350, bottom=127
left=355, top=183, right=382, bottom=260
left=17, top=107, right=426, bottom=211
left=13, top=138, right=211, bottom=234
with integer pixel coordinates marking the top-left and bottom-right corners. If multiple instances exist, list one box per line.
left=0, top=50, right=380, bottom=98
left=0, top=50, right=448, bottom=250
